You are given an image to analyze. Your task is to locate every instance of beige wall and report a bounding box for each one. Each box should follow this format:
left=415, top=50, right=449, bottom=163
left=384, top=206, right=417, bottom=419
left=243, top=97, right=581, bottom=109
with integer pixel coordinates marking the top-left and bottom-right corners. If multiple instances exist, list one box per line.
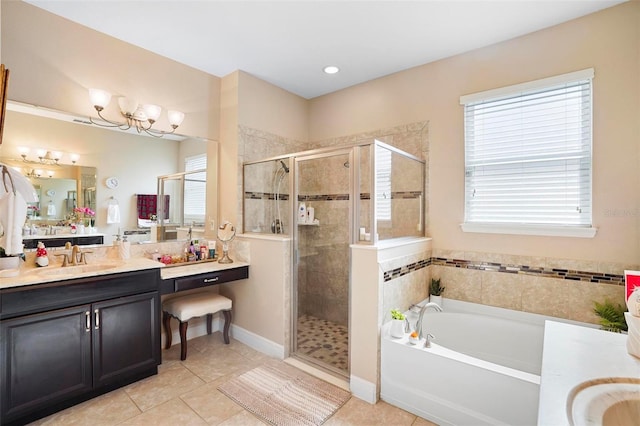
left=309, top=1, right=640, bottom=265
left=1, top=0, right=220, bottom=141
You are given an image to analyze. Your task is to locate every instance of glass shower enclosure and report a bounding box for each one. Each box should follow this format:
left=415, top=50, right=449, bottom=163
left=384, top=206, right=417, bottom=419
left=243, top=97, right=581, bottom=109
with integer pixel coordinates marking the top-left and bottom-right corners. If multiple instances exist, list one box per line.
left=243, top=140, right=425, bottom=377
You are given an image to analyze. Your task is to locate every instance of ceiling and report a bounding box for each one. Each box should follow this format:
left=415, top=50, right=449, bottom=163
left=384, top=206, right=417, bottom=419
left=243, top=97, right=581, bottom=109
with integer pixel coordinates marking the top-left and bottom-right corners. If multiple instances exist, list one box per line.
left=25, top=0, right=626, bottom=99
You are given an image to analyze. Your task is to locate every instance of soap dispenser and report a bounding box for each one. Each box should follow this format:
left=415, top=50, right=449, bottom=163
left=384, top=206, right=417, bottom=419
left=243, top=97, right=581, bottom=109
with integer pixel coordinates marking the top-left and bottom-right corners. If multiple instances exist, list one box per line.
left=119, top=235, right=130, bottom=260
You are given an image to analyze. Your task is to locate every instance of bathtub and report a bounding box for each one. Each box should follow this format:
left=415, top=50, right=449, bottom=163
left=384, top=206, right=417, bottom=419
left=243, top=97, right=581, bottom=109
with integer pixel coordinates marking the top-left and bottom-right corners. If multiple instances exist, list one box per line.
left=381, top=299, right=588, bottom=426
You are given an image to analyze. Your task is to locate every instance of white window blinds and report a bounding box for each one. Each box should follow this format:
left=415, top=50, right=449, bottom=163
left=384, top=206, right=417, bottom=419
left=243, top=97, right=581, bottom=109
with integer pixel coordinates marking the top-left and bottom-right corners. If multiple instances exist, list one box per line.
left=375, top=145, right=392, bottom=221
left=184, top=154, right=207, bottom=223
left=461, top=69, right=593, bottom=228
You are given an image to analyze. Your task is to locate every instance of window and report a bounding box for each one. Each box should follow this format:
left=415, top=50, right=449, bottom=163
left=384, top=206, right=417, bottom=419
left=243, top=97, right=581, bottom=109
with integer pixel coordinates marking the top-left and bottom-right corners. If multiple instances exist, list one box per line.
left=460, top=69, right=595, bottom=237
left=375, top=144, right=392, bottom=221
left=184, top=154, right=206, bottom=224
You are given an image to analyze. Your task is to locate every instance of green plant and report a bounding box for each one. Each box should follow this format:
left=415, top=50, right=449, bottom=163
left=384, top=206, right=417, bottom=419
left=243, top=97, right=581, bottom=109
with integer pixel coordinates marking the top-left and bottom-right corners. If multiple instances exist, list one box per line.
left=593, top=299, right=628, bottom=333
left=430, top=278, right=445, bottom=296
left=390, top=309, right=405, bottom=321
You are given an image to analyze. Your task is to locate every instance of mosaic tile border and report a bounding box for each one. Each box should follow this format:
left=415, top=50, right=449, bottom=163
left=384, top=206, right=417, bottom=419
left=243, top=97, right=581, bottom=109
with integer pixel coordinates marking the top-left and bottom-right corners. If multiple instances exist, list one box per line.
left=383, top=257, right=625, bottom=286
left=247, top=191, right=422, bottom=202
left=245, top=191, right=290, bottom=201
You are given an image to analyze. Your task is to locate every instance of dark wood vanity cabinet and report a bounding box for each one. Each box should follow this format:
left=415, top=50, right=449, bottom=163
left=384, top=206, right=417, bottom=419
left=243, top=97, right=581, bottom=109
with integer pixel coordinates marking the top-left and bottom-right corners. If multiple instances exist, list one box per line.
left=0, top=269, right=161, bottom=425
left=22, top=235, right=104, bottom=249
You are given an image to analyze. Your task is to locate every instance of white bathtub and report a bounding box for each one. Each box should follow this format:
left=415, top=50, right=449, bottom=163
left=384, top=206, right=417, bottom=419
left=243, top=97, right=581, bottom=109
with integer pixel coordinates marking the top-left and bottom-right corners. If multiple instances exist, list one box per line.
left=381, top=299, right=589, bottom=426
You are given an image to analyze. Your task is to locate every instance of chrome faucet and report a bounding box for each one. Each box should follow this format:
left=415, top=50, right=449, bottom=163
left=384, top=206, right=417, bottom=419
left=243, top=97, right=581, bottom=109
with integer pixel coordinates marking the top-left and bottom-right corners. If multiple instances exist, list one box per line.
left=415, top=302, right=443, bottom=339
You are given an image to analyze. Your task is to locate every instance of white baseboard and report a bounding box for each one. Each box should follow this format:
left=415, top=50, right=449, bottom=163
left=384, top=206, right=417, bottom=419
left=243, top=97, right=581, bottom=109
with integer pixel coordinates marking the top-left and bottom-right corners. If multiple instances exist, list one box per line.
left=161, top=316, right=284, bottom=360
left=230, top=323, right=285, bottom=359
left=350, top=375, right=377, bottom=404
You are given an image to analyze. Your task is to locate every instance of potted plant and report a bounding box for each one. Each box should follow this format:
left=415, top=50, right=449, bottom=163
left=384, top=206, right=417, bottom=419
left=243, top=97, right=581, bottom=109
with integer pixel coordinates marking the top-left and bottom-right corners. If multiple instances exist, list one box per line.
left=593, top=299, right=628, bottom=333
left=390, top=308, right=406, bottom=338
left=430, top=278, right=445, bottom=306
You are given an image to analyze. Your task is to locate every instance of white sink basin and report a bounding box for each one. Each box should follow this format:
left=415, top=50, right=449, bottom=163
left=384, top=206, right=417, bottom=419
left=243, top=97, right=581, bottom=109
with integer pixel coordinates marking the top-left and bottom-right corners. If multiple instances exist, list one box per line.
left=567, top=377, right=640, bottom=426
left=36, top=263, right=120, bottom=276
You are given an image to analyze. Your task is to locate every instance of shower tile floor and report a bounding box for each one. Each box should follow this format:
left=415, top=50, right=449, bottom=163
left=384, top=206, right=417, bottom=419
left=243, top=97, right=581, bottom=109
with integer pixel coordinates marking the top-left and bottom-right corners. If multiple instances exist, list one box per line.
left=296, top=314, right=349, bottom=373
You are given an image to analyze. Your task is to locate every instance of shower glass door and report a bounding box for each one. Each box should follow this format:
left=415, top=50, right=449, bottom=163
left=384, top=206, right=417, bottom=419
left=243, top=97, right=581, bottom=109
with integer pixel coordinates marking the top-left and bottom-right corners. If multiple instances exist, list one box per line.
left=293, top=150, right=352, bottom=377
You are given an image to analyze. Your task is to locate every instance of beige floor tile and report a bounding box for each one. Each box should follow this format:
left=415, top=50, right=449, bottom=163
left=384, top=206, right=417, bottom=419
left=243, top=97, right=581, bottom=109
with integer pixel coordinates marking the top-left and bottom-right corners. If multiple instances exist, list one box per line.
left=124, top=362, right=205, bottom=411
left=180, top=376, right=245, bottom=425
left=119, top=398, right=207, bottom=426
left=325, top=398, right=416, bottom=426
left=29, top=390, right=141, bottom=426
left=216, top=410, right=267, bottom=426
left=27, top=337, right=430, bottom=426
left=411, top=416, right=439, bottom=426
left=181, top=346, right=254, bottom=382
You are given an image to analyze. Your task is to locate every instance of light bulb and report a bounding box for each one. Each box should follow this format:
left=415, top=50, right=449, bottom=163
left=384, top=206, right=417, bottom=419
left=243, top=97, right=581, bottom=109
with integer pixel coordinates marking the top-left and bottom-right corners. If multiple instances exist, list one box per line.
left=167, top=110, right=185, bottom=127
left=143, top=104, right=162, bottom=123
left=118, top=97, right=139, bottom=116
left=89, top=88, right=112, bottom=109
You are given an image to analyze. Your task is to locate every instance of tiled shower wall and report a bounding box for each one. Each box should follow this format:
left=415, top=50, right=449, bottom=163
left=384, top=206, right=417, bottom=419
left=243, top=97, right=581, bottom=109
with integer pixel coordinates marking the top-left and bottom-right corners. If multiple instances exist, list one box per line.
left=312, top=121, right=430, bottom=240
left=238, top=122, right=429, bottom=325
left=237, top=125, right=309, bottom=234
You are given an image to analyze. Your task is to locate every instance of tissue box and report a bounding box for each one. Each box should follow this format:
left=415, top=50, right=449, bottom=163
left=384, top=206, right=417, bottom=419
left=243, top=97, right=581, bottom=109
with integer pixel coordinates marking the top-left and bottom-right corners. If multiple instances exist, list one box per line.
left=624, top=312, right=640, bottom=359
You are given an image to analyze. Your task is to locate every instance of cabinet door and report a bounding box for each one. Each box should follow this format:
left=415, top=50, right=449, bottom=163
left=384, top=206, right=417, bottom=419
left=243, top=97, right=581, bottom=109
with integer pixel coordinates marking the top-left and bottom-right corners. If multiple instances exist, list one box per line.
left=92, top=291, right=160, bottom=388
left=0, top=305, right=92, bottom=421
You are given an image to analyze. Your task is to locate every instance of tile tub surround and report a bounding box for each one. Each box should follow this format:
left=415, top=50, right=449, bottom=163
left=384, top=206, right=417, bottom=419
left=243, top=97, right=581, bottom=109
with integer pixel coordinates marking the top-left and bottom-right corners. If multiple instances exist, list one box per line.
left=381, top=249, right=634, bottom=324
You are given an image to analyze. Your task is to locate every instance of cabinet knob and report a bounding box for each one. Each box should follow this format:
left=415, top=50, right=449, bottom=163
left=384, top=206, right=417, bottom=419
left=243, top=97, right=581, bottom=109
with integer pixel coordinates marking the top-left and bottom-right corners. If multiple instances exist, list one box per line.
left=85, top=311, right=91, bottom=332
left=94, top=309, right=100, bottom=330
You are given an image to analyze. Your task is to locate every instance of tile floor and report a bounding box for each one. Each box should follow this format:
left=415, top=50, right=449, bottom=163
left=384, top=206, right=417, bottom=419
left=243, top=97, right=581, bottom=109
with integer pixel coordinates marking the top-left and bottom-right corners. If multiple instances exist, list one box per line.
left=296, top=314, right=349, bottom=373
left=28, top=332, right=437, bottom=426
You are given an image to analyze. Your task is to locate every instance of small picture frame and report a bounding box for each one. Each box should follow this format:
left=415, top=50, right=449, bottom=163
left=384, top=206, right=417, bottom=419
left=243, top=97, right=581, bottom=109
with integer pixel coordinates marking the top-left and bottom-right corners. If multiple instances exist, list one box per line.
left=624, top=270, right=640, bottom=301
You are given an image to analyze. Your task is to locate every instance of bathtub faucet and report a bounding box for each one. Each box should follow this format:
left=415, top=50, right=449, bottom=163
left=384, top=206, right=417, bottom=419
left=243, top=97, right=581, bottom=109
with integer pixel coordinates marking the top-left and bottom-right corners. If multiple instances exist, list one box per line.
left=415, top=302, right=443, bottom=340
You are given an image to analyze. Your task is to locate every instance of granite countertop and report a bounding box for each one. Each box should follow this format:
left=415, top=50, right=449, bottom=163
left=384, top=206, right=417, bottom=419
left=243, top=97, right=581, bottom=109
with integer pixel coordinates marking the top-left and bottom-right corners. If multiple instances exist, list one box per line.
left=0, top=256, right=250, bottom=290
left=0, top=257, right=163, bottom=289
left=537, top=320, right=640, bottom=425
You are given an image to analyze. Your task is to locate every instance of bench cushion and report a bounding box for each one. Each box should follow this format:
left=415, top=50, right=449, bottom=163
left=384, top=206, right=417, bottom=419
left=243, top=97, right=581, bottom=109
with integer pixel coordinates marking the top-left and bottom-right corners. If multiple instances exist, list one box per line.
left=163, top=292, right=232, bottom=322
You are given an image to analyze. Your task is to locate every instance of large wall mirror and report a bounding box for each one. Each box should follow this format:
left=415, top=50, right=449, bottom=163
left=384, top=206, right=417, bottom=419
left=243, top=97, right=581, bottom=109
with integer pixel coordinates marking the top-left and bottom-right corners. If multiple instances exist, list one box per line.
left=0, top=101, right=218, bottom=245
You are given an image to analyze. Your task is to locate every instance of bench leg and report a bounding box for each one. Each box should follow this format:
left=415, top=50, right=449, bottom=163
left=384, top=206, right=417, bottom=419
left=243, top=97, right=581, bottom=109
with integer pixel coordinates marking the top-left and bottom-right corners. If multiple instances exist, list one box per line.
left=206, top=313, right=213, bottom=335
left=222, top=309, right=232, bottom=344
left=162, top=311, right=172, bottom=349
left=179, top=321, right=188, bottom=361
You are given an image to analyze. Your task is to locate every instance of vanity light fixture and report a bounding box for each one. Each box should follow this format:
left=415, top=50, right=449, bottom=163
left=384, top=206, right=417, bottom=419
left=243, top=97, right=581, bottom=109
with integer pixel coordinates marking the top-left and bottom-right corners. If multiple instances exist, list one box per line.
left=323, top=65, right=340, bottom=74
left=24, top=168, right=51, bottom=179
left=88, top=88, right=185, bottom=138
left=18, top=147, right=67, bottom=165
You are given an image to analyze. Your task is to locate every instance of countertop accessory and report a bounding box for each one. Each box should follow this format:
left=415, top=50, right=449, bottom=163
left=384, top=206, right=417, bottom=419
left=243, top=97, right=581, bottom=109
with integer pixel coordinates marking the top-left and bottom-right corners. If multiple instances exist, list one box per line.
left=217, top=221, right=236, bottom=264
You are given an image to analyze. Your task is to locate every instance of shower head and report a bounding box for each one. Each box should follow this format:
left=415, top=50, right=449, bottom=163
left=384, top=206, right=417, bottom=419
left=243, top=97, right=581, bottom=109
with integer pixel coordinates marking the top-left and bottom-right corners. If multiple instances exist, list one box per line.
left=279, top=160, right=290, bottom=173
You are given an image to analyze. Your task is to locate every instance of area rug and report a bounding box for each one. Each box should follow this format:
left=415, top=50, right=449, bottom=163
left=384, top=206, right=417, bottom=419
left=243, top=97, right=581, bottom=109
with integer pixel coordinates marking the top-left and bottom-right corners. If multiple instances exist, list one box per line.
left=218, top=363, right=351, bottom=426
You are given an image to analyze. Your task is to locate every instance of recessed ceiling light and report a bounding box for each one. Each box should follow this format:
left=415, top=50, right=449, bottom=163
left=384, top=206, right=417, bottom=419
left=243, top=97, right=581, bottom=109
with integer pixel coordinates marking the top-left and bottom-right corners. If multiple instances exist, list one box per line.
left=323, top=66, right=340, bottom=75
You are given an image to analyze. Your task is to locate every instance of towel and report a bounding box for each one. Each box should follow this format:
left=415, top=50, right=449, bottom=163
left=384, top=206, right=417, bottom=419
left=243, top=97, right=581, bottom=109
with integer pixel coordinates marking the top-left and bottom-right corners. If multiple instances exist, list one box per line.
left=107, top=203, right=121, bottom=224
left=0, top=191, right=27, bottom=255
left=136, top=194, right=170, bottom=220
left=47, top=202, right=56, bottom=217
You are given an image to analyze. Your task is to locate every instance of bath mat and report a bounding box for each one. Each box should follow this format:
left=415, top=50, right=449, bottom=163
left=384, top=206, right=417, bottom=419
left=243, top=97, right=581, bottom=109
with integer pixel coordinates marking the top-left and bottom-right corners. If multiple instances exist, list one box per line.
left=217, top=363, right=351, bottom=426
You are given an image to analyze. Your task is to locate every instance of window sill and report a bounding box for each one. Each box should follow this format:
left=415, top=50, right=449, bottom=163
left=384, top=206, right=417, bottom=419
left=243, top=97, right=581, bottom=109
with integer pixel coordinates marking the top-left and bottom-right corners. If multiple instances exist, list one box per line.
left=460, top=223, right=597, bottom=238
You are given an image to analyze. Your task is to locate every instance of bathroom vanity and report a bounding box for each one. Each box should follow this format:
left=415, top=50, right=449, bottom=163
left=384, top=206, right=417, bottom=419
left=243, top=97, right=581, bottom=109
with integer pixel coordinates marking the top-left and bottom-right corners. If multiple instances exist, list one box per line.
left=0, top=257, right=250, bottom=425
left=0, top=267, right=161, bottom=425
